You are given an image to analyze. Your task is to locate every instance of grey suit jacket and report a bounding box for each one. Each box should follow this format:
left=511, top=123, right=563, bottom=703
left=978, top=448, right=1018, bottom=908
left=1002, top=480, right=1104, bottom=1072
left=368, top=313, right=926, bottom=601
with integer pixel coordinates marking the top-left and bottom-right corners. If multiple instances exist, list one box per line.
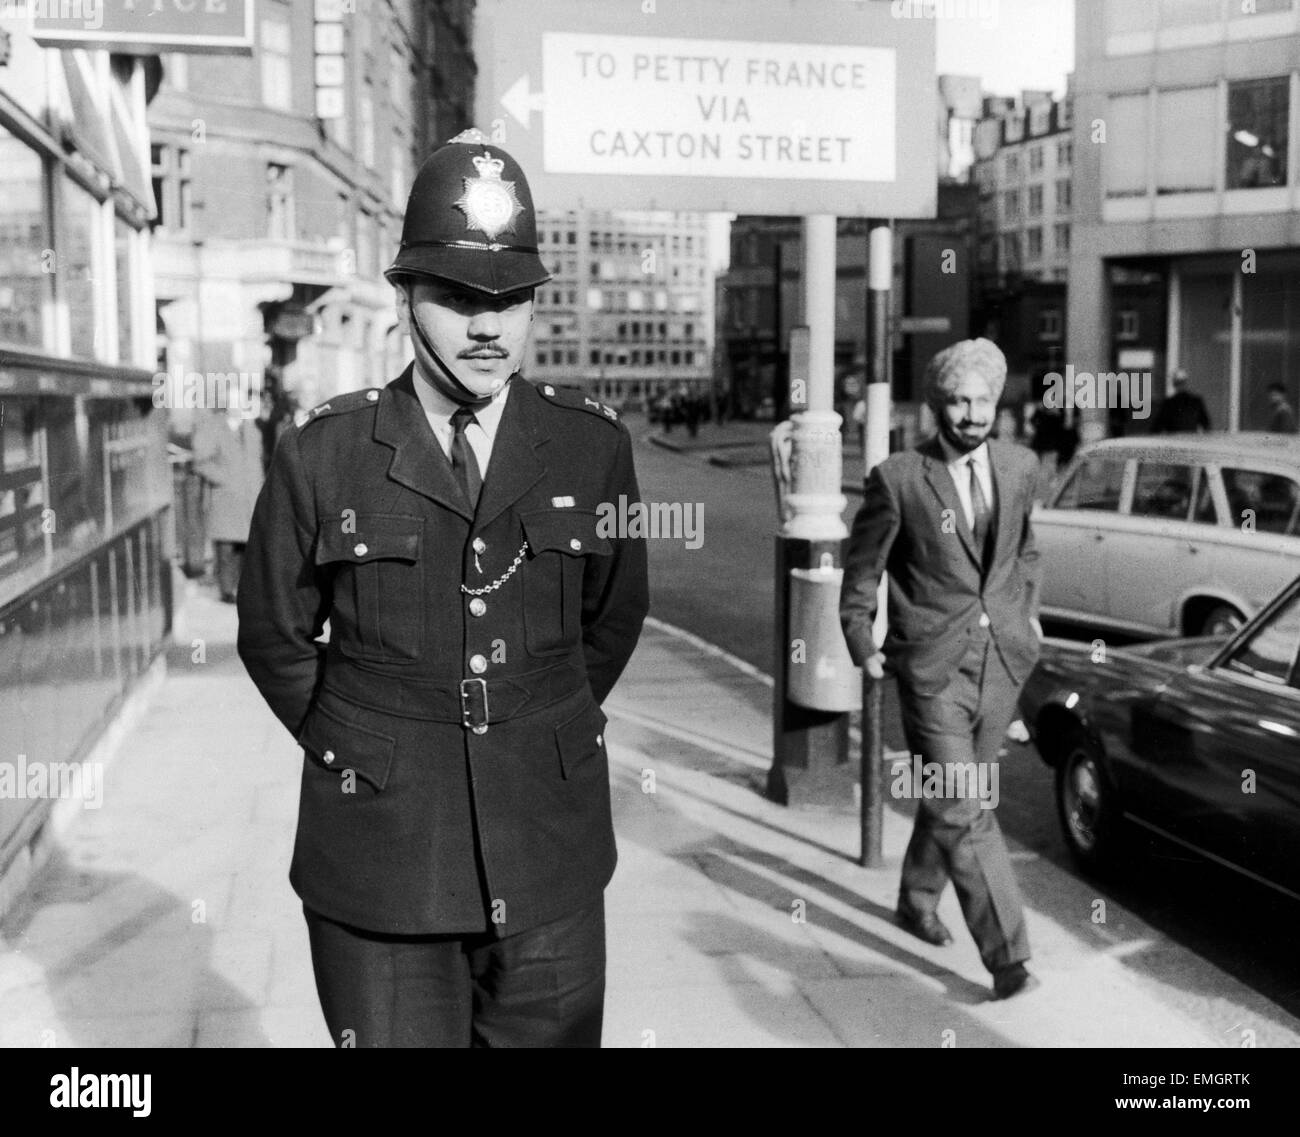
left=839, top=435, right=1042, bottom=696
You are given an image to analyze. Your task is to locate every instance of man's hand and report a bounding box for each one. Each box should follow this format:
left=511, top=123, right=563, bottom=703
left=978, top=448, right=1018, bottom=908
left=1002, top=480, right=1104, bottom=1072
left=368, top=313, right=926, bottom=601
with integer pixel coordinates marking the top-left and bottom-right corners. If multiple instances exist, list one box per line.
left=863, top=650, right=886, bottom=681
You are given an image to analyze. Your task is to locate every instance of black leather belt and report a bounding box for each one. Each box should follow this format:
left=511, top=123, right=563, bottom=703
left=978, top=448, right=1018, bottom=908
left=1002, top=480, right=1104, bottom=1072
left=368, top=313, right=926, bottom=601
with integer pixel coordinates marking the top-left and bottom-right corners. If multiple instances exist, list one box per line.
left=320, top=657, right=587, bottom=730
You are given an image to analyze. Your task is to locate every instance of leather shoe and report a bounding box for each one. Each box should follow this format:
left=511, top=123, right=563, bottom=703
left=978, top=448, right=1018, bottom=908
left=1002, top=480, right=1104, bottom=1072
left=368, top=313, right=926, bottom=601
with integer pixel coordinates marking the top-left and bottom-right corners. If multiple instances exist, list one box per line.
left=895, top=906, right=954, bottom=947
left=992, top=963, right=1040, bottom=1000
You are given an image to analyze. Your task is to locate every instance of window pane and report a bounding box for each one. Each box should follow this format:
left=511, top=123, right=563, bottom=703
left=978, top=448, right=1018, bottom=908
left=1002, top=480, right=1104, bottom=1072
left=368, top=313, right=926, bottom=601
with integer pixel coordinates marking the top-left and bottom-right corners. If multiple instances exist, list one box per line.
left=115, top=216, right=136, bottom=363
left=1106, top=0, right=1158, bottom=32
left=63, top=177, right=101, bottom=360
left=1132, top=462, right=1195, bottom=519
left=1222, top=468, right=1300, bottom=535
left=1225, top=591, right=1300, bottom=685
left=1159, top=0, right=1223, bottom=26
left=1157, top=87, right=1217, bottom=193
left=0, top=129, right=50, bottom=350
left=1227, top=77, right=1289, bottom=189
left=1192, top=469, right=1217, bottom=523
left=1056, top=457, right=1126, bottom=511
left=1105, top=94, right=1149, bottom=196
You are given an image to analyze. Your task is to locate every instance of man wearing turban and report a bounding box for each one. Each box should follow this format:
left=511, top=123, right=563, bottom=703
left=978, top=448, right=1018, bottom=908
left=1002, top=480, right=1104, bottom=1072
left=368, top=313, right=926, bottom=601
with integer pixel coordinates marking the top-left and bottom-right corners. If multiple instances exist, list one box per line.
left=840, top=338, right=1044, bottom=1000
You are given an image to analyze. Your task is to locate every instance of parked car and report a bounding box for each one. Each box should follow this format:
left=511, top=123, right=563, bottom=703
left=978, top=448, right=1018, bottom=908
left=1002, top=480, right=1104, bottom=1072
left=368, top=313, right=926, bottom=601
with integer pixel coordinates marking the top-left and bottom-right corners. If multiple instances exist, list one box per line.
left=1019, top=575, right=1300, bottom=899
left=1033, top=432, right=1300, bottom=637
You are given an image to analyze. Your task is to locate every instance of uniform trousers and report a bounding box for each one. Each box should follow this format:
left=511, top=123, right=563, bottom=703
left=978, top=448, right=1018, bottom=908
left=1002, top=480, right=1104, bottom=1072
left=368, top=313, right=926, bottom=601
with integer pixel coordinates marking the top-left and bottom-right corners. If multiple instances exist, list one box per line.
left=896, top=624, right=1031, bottom=973
left=304, top=899, right=606, bottom=1048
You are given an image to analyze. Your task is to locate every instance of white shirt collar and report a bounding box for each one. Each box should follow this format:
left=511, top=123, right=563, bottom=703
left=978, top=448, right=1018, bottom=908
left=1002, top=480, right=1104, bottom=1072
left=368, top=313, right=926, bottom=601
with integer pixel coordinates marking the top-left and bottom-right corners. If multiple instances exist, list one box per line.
left=411, top=371, right=511, bottom=441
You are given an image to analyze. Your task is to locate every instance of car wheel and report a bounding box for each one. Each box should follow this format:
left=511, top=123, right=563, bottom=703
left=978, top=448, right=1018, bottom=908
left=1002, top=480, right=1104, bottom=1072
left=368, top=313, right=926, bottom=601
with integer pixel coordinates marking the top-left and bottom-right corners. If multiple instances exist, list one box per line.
left=1055, top=730, right=1121, bottom=874
left=1199, top=604, right=1245, bottom=637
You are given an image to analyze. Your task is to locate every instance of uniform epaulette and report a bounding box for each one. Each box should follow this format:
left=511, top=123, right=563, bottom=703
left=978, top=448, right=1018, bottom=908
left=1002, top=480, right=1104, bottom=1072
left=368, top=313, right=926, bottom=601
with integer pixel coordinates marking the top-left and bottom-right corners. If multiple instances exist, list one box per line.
left=535, top=382, right=622, bottom=427
left=299, top=387, right=382, bottom=428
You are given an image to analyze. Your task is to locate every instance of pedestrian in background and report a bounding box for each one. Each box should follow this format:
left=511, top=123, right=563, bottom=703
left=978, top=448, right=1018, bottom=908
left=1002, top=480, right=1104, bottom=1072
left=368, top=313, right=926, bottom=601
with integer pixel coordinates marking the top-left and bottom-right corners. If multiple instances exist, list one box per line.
left=1151, top=368, right=1211, bottom=433
left=192, top=402, right=264, bottom=602
left=840, top=338, right=1043, bottom=1001
left=1267, top=382, right=1297, bottom=434
left=237, top=130, right=648, bottom=1048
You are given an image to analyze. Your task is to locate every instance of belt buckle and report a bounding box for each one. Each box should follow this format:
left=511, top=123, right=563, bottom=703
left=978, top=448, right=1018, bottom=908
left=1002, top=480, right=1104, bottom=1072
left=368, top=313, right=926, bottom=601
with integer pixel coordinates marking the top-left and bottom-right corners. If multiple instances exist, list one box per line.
left=460, top=678, right=489, bottom=734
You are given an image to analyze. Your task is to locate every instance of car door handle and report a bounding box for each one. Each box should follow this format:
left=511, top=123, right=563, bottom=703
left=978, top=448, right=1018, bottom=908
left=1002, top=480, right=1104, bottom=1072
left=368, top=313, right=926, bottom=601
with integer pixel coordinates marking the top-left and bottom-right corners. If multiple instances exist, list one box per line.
left=1187, top=544, right=1199, bottom=554
left=1092, top=532, right=1104, bottom=542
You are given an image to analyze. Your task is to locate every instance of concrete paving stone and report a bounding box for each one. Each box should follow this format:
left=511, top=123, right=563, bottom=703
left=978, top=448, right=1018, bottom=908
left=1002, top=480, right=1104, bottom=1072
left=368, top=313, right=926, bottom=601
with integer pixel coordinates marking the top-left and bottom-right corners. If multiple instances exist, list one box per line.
left=195, top=1003, right=331, bottom=1048
left=40, top=1013, right=197, bottom=1048
left=193, top=930, right=274, bottom=1009
left=798, top=976, right=1017, bottom=1048
left=603, top=982, right=841, bottom=1048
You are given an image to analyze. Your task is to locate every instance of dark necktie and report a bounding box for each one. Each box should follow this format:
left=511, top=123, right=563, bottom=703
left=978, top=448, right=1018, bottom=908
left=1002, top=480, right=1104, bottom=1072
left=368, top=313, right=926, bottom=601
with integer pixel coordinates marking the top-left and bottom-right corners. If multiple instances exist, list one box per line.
left=968, top=456, right=991, bottom=564
left=449, top=406, right=483, bottom=510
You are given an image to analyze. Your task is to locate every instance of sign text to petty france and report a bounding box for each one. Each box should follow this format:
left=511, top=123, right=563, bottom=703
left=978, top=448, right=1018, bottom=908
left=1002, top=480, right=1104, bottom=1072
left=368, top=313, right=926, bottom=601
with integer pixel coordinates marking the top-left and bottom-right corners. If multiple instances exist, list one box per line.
left=540, top=34, right=895, bottom=183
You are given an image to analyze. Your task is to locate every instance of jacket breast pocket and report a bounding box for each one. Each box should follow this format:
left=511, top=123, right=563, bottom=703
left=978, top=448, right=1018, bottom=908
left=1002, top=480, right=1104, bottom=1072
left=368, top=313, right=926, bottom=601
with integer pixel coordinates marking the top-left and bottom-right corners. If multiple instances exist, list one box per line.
left=315, top=513, right=424, bottom=662
left=518, top=509, right=612, bottom=657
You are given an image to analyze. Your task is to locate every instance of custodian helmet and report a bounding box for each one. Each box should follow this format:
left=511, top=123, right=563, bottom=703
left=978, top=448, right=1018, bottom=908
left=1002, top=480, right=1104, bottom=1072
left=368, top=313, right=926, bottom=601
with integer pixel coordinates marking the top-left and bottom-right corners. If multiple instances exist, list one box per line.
left=385, top=128, right=552, bottom=296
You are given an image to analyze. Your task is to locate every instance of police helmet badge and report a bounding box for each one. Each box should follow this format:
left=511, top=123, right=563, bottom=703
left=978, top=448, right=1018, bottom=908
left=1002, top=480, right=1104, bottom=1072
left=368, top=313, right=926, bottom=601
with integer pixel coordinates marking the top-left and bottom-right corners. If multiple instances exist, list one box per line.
left=454, top=151, right=524, bottom=242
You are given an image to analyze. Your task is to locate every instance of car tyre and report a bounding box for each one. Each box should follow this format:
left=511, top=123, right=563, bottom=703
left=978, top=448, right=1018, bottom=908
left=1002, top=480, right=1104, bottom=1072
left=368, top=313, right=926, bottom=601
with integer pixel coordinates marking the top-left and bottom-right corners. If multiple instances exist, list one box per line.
left=1199, top=603, right=1244, bottom=637
left=1055, top=728, right=1122, bottom=875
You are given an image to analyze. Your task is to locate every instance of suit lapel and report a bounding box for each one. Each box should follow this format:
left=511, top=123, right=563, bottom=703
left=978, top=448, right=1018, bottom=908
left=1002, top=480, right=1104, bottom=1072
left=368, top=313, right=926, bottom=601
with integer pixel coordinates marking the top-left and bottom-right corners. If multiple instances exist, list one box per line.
left=921, top=437, right=981, bottom=571
left=988, top=440, right=1020, bottom=568
left=374, top=366, right=475, bottom=523
left=473, top=374, right=547, bottom=531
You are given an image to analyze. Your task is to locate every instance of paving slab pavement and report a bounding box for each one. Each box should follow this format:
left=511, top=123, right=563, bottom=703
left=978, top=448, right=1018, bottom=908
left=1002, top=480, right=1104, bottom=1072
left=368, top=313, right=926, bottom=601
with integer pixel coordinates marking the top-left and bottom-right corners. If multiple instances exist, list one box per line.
left=1, top=584, right=1297, bottom=1048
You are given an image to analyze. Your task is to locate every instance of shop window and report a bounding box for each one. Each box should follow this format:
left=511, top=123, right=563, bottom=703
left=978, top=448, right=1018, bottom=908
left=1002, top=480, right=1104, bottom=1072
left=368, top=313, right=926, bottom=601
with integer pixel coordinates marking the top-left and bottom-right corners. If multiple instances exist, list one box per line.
left=1158, top=0, right=1220, bottom=25
left=266, top=163, right=294, bottom=240
left=115, top=216, right=137, bottom=364
left=0, top=129, right=51, bottom=350
left=1227, top=77, right=1289, bottom=189
left=63, top=176, right=102, bottom=360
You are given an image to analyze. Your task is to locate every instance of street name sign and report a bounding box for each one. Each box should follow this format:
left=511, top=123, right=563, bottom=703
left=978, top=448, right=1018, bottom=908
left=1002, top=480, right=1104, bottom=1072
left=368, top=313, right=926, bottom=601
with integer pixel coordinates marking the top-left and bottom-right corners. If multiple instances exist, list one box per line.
left=475, top=0, right=937, bottom=217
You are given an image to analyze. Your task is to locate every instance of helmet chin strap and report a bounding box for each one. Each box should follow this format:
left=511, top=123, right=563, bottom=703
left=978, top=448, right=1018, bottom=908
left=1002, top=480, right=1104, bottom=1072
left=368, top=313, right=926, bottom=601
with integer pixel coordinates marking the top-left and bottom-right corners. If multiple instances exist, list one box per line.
left=407, top=293, right=503, bottom=408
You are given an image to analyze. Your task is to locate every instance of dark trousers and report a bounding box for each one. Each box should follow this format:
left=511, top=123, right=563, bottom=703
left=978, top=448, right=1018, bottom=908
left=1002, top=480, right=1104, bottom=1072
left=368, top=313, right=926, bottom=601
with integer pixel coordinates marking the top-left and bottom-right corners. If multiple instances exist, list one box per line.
left=214, top=541, right=245, bottom=602
left=304, top=899, right=606, bottom=1048
left=897, top=627, right=1030, bottom=973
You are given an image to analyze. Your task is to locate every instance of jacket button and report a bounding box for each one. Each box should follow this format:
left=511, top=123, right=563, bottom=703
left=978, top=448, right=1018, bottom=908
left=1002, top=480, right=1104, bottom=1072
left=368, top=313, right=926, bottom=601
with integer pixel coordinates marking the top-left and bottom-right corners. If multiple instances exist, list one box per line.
left=366, top=389, right=378, bottom=401
left=472, top=537, right=486, bottom=554
left=472, top=724, right=488, bottom=735
left=469, top=654, right=488, bottom=674
left=469, top=597, right=487, bottom=617
left=978, top=612, right=991, bottom=628
left=543, top=385, right=555, bottom=396
left=353, top=543, right=368, bottom=557
left=596, top=734, right=603, bottom=747
left=569, top=538, right=582, bottom=551
left=323, top=750, right=335, bottom=765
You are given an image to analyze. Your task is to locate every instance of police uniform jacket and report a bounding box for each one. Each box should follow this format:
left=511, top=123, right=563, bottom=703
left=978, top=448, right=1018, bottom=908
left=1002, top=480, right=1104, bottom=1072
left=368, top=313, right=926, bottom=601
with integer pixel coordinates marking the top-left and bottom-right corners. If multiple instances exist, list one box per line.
left=236, top=367, right=649, bottom=936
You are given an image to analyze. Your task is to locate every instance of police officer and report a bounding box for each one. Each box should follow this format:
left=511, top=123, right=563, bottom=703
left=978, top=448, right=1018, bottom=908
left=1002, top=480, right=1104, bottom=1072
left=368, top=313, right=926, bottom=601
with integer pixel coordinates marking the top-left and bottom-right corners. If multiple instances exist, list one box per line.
left=236, top=129, right=649, bottom=1048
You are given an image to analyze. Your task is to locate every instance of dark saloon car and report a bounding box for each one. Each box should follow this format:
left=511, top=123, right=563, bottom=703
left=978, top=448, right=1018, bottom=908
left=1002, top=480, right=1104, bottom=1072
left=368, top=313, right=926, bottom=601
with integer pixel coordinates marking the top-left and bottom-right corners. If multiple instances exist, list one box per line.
left=1020, top=576, right=1300, bottom=899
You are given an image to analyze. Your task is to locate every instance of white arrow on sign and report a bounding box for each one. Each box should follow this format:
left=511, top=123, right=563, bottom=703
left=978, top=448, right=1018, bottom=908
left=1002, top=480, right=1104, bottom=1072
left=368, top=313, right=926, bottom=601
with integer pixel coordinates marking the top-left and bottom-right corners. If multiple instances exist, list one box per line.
left=501, top=73, right=546, bottom=130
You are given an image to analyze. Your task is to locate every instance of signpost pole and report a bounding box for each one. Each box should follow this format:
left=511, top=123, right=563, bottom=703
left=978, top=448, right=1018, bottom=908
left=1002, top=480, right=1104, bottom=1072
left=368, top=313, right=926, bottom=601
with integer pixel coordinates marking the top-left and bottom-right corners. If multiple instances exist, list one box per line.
left=860, top=219, right=893, bottom=867
left=863, top=218, right=894, bottom=868
left=767, top=214, right=854, bottom=808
